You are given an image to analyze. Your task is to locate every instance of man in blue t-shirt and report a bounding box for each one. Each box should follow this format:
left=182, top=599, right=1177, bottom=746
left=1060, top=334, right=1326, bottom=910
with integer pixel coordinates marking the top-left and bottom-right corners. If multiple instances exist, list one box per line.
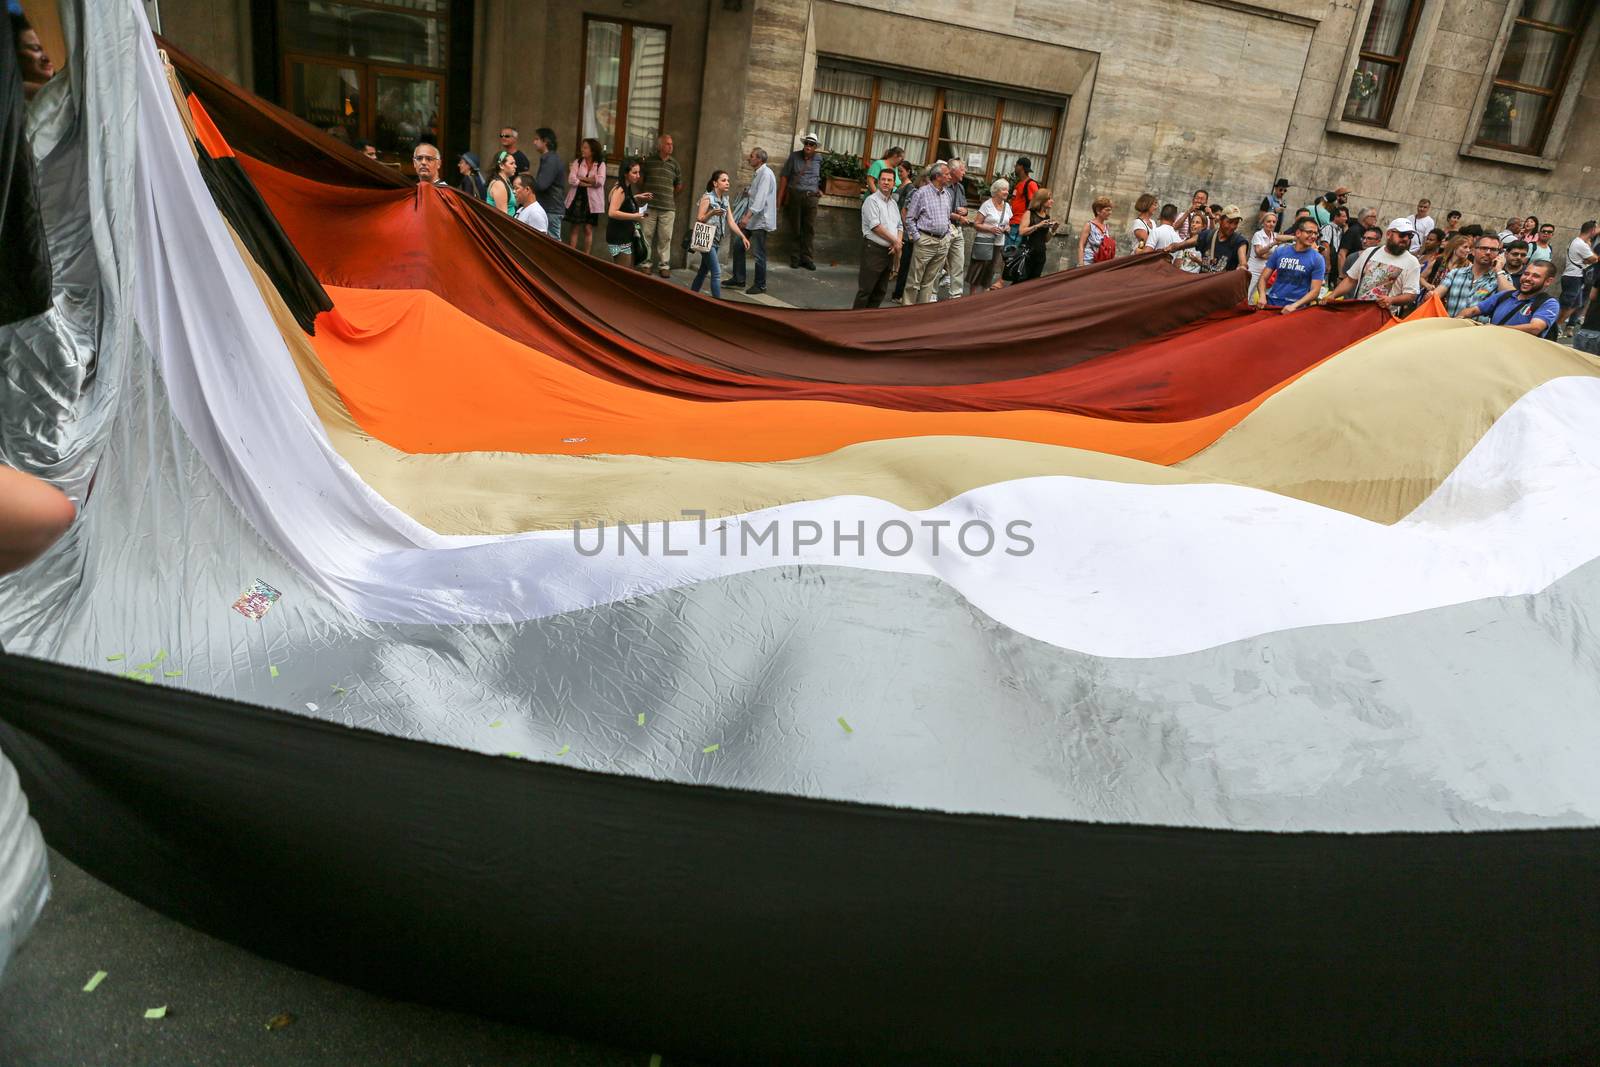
left=1454, top=260, right=1561, bottom=335
left=1255, top=215, right=1327, bottom=312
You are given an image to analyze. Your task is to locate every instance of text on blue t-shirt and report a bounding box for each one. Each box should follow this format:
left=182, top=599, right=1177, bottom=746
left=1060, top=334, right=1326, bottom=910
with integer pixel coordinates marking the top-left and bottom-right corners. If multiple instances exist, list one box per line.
left=1264, top=244, right=1327, bottom=305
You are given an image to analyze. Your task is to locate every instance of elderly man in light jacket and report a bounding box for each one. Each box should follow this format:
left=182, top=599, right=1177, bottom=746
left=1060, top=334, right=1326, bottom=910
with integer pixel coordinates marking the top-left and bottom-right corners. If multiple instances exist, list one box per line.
left=731, top=147, right=778, bottom=295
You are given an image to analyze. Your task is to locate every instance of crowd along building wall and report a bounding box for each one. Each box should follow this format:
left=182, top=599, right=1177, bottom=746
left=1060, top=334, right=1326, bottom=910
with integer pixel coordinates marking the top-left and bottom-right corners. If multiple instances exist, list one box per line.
left=150, top=0, right=1600, bottom=267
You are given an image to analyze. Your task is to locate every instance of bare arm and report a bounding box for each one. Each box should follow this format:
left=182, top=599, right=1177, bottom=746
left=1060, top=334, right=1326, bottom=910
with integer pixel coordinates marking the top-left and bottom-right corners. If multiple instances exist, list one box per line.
left=607, top=185, right=642, bottom=221
left=0, top=467, right=75, bottom=575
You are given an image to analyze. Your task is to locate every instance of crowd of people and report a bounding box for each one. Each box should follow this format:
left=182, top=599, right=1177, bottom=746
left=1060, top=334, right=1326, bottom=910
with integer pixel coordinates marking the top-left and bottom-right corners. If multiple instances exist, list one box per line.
left=417, top=125, right=1600, bottom=341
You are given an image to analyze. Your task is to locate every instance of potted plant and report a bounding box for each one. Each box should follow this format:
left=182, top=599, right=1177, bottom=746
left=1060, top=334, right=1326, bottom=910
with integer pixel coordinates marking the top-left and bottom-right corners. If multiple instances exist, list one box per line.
left=820, top=151, right=868, bottom=197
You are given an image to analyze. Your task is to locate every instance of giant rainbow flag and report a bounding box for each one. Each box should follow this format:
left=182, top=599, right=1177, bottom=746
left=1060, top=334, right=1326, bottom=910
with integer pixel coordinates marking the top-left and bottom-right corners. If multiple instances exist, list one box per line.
left=5, top=0, right=1600, bottom=1060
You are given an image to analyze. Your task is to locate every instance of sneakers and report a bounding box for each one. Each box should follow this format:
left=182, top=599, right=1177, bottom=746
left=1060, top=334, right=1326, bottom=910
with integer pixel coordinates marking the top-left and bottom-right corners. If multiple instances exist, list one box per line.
left=800, top=259, right=817, bottom=271
left=744, top=285, right=767, bottom=295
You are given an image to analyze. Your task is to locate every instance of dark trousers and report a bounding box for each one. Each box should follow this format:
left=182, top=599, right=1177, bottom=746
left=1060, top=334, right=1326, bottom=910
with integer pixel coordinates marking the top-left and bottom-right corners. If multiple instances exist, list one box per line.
left=784, top=191, right=818, bottom=263
left=730, top=228, right=767, bottom=288
left=890, top=238, right=916, bottom=300
left=852, top=238, right=895, bottom=309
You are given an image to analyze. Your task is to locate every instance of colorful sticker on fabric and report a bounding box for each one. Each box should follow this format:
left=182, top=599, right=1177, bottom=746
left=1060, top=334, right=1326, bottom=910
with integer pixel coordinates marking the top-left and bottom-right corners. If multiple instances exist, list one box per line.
left=232, top=579, right=282, bottom=620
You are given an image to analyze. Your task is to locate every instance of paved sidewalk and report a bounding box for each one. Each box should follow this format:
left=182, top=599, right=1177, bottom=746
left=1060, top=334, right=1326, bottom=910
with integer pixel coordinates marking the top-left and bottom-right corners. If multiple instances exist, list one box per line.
left=0, top=850, right=704, bottom=1067
left=659, top=257, right=979, bottom=310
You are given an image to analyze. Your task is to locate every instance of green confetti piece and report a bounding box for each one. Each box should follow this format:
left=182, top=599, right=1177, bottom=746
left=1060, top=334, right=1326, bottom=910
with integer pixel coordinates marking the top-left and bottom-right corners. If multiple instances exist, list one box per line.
left=556, top=744, right=570, bottom=757
left=105, top=654, right=125, bottom=662
left=152, top=650, right=167, bottom=664
left=702, top=743, right=720, bottom=754
left=144, top=1006, right=167, bottom=1020
left=505, top=751, right=523, bottom=758
left=269, top=665, right=279, bottom=678
left=164, top=670, right=183, bottom=678
left=82, top=970, right=108, bottom=993
left=489, top=720, right=504, bottom=728
left=636, top=713, right=646, bottom=726
left=650, top=1056, right=662, bottom=1067
left=124, top=671, right=154, bottom=683
left=837, top=716, right=854, bottom=734
left=133, top=662, right=156, bottom=671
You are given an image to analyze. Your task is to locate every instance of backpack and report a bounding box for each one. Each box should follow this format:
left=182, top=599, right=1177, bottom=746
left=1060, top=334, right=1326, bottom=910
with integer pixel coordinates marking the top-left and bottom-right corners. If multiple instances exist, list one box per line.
left=1091, top=222, right=1117, bottom=263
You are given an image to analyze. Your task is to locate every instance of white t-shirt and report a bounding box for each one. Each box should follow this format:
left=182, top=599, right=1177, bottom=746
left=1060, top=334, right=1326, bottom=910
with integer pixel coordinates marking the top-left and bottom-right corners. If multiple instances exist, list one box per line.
left=1529, top=242, right=1553, bottom=264
left=1343, top=245, right=1421, bottom=301
left=976, top=198, right=1013, bottom=245
left=1149, top=223, right=1181, bottom=252
left=1129, top=215, right=1155, bottom=249
left=1407, top=215, right=1435, bottom=252
left=1565, top=237, right=1594, bottom=278
left=1247, top=229, right=1274, bottom=274
left=516, top=200, right=550, bottom=234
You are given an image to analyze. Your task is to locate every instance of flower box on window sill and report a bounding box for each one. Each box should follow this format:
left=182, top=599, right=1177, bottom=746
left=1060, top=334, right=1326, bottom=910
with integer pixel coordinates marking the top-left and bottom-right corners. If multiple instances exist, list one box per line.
left=823, top=176, right=865, bottom=198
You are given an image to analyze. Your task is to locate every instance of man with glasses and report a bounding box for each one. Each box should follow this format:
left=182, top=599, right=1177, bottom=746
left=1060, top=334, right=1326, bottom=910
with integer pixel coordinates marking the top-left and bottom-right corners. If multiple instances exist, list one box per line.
left=497, top=127, right=530, bottom=174
left=1439, top=234, right=1512, bottom=316
left=1256, top=216, right=1327, bottom=313
left=1530, top=224, right=1555, bottom=265
left=411, top=144, right=447, bottom=187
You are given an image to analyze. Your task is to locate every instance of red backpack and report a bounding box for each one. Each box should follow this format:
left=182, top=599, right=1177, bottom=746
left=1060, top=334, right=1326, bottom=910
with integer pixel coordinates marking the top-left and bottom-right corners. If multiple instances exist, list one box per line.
left=1091, top=222, right=1117, bottom=263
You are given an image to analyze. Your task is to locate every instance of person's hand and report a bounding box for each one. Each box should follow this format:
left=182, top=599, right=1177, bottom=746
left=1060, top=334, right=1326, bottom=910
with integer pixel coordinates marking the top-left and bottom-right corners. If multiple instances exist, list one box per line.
left=637, top=191, right=653, bottom=202
left=1375, top=292, right=1393, bottom=309
left=742, top=236, right=751, bottom=250
left=1281, top=304, right=1299, bottom=315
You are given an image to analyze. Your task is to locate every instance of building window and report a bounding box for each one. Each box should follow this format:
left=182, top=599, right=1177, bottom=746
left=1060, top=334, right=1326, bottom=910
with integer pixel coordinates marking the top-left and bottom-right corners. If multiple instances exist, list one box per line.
left=1342, top=0, right=1424, bottom=125
left=1475, top=0, right=1593, bottom=154
left=806, top=62, right=1060, bottom=184
left=278, top=0, right=448, bottom=167
left=580, top=17, right=670, bottom=163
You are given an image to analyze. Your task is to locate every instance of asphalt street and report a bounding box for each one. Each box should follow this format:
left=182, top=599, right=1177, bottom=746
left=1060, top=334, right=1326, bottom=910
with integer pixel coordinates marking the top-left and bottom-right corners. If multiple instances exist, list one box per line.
left=0, top=850, right=706, bottom=1067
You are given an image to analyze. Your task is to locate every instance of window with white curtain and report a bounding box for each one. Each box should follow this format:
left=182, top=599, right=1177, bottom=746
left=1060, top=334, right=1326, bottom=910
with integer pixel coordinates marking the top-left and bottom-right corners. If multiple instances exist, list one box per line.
left=580, top=17, right=670, bottom=162
left=806, top=61, right=1061, bottom=183
left=1341, top=0, right=1423, bottom=125
left=1476, top=0, right=1592, bottom=154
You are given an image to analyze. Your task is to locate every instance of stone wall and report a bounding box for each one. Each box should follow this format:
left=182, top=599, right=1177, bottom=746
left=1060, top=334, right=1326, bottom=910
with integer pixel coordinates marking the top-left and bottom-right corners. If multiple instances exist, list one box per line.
left=1280, top=0, right=1600, bottom=238
left=155, top=0, right=248, bottom=84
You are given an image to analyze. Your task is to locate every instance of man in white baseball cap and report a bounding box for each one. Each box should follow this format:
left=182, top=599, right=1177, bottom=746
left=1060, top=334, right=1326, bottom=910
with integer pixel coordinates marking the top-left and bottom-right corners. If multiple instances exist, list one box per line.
left=1322, top=216, right=1421, bottom=312
left=778, top=133, right=824, bottom=269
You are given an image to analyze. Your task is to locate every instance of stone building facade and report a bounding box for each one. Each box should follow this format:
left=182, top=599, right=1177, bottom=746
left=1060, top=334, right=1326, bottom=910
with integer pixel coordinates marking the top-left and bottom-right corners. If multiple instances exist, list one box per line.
left=157, top=0, right=1599, bottom=265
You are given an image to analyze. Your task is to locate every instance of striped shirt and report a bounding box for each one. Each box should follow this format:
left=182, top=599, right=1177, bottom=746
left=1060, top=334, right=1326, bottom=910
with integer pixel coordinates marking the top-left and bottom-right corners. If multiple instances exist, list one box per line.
left=1440, top=265, right=1509, bottom=316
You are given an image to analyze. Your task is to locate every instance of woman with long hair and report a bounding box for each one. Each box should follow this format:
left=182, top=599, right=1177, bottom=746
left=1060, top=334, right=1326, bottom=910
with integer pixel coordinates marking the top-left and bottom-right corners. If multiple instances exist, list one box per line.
left=690, top=170, right=749, bottom=298
left=1415, top=233, right=1470, bottom=309
left=485, top=151, right=517, bottom=217
left=1078, top=195, right=1114, bottom=266
left=1414, top=228, right=1446, bottom=283
left=1018, top=187, right=1059, bottom=282
left=965, top=178, right=1013, bottom=293
left=605, top=158, right=651, bottom=268
left=565, top=137, right=607, bottom=253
